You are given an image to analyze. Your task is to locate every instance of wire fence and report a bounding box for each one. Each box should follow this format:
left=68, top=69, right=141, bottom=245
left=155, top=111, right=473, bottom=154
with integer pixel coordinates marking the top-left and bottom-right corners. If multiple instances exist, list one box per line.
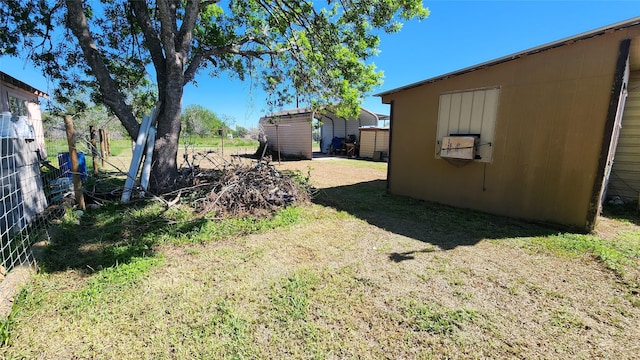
left=0, top=116, right=98, bottom=315
left=0, top=115, right=260, bottom=315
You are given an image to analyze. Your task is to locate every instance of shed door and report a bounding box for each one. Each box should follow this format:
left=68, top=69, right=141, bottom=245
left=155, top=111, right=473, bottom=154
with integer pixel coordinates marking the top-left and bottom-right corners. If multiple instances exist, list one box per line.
left=599, top=58, right=630, bottom=207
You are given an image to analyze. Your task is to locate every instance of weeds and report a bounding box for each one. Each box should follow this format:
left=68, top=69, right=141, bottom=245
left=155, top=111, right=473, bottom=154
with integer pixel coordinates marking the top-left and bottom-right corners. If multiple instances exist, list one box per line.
left=66, top=256, right=162, bottom=311
left=551, top=307, right=585, bottom=330
left=403, top=300, right=477, bottom=334
left=522, top=233, right=639, bottom=276
left=270, top=269, right=318, bottom=322
left=0, top=314, right=11, bottom=346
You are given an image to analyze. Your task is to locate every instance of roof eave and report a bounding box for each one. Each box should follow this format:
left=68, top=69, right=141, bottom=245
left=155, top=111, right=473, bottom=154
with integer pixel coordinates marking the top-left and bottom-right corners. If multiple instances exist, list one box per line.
left=0, top=71, right=49, bottom=99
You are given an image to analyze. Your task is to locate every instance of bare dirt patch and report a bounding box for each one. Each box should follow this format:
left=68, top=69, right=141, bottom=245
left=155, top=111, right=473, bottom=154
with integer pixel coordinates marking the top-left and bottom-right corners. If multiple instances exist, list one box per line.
left=272, top=157, right=387, bottom=188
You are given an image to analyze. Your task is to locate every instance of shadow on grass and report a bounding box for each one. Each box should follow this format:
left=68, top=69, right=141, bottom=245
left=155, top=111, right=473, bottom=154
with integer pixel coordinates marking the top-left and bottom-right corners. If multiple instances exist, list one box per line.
left=388, top=248, right=438, bottom=263
left=314, top=180, right=559, bottom=251
left=40, top=201, right=202, bottom=275
left=601, top=202, right=640, bottom=226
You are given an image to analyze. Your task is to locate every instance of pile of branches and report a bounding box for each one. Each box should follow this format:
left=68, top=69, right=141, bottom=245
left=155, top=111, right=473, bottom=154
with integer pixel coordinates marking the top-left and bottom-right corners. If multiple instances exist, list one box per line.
left=183, top=162, right=311, bottom=218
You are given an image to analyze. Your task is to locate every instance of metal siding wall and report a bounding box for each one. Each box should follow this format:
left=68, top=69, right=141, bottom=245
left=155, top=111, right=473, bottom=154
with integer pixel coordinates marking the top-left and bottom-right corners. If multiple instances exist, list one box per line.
left=376, top=130, right=390, bottom=153
left=346, top=119, right=360, bottom=140
left=359, top=129, right=390, bottom=158
left=334, top=117, right=346, bottom=139
left=609, top=70, right=640, bottom=201
left=262, top=124, right=277, bottom=148
left=261, top=114, right=312, bottom=159
left=0, top=83, right=46, bottom=158
left=0, top=83, right=7, bottom=111
left=381, top=27, right=640, bottom=230
left=359, top=131, right=375, bottom=158
left=26, top=101, right=47, bottom=159
left=480, top=89, right=499, bottom=162
left=320, top=121, right=334, bottom=153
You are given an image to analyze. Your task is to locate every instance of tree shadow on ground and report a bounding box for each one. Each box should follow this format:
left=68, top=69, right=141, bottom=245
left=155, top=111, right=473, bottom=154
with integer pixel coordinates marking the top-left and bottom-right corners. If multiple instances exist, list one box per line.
left=39, top=201, right=203, bottom=275
left=313, top=180, right=559, bottom=251
left=601, top=202, right=640, bottom=226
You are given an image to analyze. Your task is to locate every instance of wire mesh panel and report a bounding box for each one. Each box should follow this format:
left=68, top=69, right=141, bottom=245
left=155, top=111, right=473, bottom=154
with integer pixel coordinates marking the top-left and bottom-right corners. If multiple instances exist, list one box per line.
left=0, top=138, right=46, bottom=274
left=0, top=115, right=79, bottom=314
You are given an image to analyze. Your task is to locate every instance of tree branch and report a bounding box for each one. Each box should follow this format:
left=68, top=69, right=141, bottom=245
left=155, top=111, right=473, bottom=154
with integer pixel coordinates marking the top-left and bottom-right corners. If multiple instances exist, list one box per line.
left=178, top=0, right=199, bottom=53
left=156, top=0, right=177, bottom=63
left=183, top=36, right=286, bottom=85
left=65, top=0, right=139, bottom=138
left=199, top=0, right=221, bottom=9
left=128, top=0, right=167, bottom=87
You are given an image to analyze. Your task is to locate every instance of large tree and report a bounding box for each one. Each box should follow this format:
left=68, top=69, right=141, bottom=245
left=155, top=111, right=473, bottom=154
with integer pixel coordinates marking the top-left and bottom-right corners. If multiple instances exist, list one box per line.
left=0, top=0, right=429, bottom=193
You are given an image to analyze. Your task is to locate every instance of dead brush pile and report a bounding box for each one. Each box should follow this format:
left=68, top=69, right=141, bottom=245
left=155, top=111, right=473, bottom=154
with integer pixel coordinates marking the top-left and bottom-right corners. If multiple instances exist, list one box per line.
left=182, top=161, right=311, bottom=218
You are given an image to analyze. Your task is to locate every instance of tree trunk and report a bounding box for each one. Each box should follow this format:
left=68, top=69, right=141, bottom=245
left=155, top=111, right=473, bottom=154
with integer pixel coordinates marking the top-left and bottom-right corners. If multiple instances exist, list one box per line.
left=148, top=75, right=183, bottom=194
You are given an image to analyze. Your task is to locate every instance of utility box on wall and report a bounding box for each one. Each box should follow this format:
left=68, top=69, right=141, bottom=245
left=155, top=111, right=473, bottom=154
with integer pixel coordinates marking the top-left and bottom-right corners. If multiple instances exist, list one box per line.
left=440, top=136, right=476, bottom=160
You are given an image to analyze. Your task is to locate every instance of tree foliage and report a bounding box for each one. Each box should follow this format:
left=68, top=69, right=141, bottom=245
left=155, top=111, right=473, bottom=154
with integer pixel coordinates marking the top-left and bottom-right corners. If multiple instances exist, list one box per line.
left=234, top=125, right=248, bottom=138
left=181, top=104, right=227, bottom=137
left=0, top=0, right=429, bottom=192
left=42, top=104, right=128, bottom=140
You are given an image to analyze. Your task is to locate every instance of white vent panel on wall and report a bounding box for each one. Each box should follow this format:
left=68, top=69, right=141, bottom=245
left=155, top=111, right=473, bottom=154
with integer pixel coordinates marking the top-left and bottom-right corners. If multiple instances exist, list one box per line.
left=440, top=136, right=476, bottom=160
left=436, top=87, right=499, bottom=162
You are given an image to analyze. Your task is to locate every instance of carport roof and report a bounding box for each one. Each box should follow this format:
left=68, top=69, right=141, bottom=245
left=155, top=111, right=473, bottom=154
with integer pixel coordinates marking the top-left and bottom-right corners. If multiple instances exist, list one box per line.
left=375, top=16, right=640, bottom=97
left=260, top=106, right=384, bottom=123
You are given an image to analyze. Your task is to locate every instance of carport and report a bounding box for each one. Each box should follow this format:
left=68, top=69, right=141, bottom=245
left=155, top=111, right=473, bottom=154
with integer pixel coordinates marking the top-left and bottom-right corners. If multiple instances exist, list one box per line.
left=259, top=107, right=386, bottom=159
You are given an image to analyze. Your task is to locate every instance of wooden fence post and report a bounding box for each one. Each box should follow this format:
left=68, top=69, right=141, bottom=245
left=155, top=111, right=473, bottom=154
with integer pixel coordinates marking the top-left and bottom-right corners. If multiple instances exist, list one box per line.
left=105, top=130, right=111, bottom=156
left=64, top=115, right=86, bottom=211
left=220, top=128, right=225, bottom=157
left=90, top=125, right=99, bottom=176
left=99, top=129, right=106, bottom=167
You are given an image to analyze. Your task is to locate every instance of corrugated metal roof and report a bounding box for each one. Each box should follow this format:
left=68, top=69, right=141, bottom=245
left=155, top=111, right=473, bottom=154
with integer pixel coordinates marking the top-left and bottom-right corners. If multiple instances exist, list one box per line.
left=375, top=16, right=640, bottom=97
left=0, top=71, right=49, bottom=98
left=260, top=106, right=384, bottom=123
left=261, top=107, right=313, bottom=118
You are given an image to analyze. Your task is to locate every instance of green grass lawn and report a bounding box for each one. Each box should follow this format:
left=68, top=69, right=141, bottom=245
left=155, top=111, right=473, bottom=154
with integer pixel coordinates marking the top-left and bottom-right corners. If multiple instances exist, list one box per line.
left=1, top=162, right=639, bottom=358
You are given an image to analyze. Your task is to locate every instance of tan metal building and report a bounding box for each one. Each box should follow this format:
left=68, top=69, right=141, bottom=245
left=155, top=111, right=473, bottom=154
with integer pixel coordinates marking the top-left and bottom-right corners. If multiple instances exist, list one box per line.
left=377, top=17, right=640, bottom=231
left=358, top=127, right=389, bottom=160
left=259, top=107, right=383, bottom=159
left=260, top=109, right=314, bottom=160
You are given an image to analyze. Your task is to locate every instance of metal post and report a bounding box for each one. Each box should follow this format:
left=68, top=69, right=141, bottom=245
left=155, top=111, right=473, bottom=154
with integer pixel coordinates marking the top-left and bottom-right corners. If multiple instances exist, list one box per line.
left=276, top=124, right=281, bottom=164
left=221, top=128, right=224, bottom=157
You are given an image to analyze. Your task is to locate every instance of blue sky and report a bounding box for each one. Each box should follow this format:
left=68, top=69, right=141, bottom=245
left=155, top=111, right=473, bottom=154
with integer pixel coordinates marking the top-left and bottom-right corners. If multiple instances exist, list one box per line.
left=1, top=1, right=639, bottom=129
